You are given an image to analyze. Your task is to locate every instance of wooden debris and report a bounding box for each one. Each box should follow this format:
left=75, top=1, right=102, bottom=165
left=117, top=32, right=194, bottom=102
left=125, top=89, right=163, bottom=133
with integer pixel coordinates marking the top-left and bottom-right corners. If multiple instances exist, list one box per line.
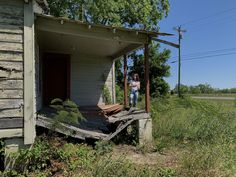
left=37, top=107, right=150, bottom=141
left=107, top=111, right=150, bottom=123
left=104, top=118, right=136, bottom=141
left=98, top=104, right=123, bottom=116
left=37, top=115, right=109, bottom=140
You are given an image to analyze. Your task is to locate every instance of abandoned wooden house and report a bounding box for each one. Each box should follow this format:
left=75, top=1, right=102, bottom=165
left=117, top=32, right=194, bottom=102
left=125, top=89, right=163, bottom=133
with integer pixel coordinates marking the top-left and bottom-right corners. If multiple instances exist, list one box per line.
left=0, top=0, right=173, bottom=158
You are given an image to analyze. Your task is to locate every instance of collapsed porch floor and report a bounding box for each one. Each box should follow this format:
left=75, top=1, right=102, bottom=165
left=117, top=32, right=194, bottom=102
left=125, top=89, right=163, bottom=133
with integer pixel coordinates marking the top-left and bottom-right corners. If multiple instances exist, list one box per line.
left=36, top=106, right=150, bottom=141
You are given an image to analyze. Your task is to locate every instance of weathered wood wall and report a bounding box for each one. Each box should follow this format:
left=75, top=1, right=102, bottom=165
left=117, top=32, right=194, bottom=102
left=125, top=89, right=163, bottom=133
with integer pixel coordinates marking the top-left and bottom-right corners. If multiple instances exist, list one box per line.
left=71, top=54, right=114, bottom=106
left=0, top=0, right=24, bottom=131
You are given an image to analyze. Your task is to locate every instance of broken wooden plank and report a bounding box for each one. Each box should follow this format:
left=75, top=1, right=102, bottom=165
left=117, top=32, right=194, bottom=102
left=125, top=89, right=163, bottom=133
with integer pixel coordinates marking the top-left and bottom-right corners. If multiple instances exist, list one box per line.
left=98, top=104, right=121, bottom=110
left=0, top=61, right=23, bottom=79
left=0, top=99, right=23, bottom=110
left=0, top=90, right=23, bottom=99
left=0, top=51, right=23, bottom=61
left=108, top=112, right=150, bottom=123
left=98, top=104, right=123, bottom=115
left=37, top=115, right=109, bottom=140
left=0, top=108, right=23, bottom=118
left=104, top=119, right=136, bottom=141
left=0, top=61, right=23, bottom=71
left=0, top=80, right=23, bottom=89
left=0, top=118, right=23, bottom=129
left=0, top=70, right=23, bottom=79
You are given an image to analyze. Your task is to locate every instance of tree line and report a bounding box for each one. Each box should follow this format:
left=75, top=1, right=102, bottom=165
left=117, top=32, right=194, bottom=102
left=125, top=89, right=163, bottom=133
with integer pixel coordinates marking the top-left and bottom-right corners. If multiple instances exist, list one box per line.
left=172, top=83, right=236, bottom=95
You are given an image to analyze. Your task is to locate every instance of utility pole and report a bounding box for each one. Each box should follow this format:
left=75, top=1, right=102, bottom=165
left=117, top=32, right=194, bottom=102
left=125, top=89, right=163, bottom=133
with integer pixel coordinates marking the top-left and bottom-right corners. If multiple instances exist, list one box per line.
left=174, top=26, right=186, bottom=97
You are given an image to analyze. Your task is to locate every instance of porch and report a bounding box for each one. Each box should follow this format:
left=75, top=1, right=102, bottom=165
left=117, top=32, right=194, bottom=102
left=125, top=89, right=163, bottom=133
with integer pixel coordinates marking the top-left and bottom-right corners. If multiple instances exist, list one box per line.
left=36, top=106, right=150, bottom=141
left=34, top=14, right=168, bottom=142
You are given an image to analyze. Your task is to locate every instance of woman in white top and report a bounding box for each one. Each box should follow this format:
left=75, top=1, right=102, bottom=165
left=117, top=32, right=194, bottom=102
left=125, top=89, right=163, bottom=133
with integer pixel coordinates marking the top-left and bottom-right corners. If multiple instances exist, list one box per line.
left=129, top=73, right=140, bottom=107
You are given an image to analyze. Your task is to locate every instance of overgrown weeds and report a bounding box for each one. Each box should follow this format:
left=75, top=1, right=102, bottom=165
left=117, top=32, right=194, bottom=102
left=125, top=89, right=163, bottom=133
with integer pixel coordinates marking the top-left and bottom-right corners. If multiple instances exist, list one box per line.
left=152, top=96, right=236, bottom=176
left=1, top=137, right=175, bottom=177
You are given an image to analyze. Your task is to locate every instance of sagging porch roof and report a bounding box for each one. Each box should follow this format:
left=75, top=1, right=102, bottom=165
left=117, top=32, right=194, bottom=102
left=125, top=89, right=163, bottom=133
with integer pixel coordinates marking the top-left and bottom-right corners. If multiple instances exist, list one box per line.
left=35, top=14, right=173, bottom=59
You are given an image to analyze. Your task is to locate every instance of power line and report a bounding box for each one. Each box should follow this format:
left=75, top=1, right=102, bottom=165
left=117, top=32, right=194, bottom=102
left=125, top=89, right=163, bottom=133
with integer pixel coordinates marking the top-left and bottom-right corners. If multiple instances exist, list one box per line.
left=171, top=47, right=236, bottom=59
left=181, top=7, right=236, bottom=26
left=188, top=16, right=236, bottom=32
left=170, top=52, right=236, bottom=64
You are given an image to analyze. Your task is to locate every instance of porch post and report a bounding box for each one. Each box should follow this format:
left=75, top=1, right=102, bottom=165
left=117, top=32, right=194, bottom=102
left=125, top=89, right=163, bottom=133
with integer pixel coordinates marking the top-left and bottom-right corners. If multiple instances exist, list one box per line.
left=123, top=55, right=128, bottom=107
left=144, top=40, right=150, bottom=113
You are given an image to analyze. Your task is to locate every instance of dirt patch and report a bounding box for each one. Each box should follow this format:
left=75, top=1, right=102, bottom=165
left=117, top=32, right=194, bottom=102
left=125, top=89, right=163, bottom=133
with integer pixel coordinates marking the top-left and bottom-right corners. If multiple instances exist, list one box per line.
left=111, top=145, right=180, bottom=168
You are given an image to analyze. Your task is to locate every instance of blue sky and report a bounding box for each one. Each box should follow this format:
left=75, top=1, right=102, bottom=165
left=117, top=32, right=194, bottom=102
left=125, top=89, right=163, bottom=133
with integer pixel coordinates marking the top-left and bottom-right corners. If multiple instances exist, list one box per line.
left=159, top=0, right=236, bottom=89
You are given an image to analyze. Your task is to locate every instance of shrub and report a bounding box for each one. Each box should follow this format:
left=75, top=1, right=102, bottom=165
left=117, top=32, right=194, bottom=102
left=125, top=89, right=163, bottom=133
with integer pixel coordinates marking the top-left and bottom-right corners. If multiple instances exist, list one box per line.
left=94, top=141, right=113, bottom=155
left=50, top=98, right=84, bottom=125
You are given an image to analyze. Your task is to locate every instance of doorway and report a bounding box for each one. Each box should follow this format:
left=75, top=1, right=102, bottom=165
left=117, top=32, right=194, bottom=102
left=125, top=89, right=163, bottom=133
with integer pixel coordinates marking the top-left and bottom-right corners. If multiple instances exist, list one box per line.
left=42, top=53, right=70, bottom=106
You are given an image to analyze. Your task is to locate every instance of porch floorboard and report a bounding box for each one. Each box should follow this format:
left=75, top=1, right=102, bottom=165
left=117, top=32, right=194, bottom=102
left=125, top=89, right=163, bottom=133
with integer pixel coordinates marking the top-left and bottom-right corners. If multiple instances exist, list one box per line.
left=36, top=107, right=150, bottom=140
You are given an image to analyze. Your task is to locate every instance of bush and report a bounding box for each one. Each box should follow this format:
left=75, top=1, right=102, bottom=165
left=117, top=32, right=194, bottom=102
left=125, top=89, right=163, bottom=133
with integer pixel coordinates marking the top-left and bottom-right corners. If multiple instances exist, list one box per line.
left=50, top=99, right=84, bottom=124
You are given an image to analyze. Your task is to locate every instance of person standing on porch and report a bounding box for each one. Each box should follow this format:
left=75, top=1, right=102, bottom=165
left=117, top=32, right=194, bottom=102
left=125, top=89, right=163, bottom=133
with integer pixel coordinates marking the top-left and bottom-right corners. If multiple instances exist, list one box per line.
left=129, top=73, right=140, bottom=107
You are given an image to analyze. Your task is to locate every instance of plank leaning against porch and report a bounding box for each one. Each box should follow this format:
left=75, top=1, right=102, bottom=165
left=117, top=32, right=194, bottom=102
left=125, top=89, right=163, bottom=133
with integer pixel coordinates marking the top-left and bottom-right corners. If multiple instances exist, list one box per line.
left=0, top=0, right=24, bottom=138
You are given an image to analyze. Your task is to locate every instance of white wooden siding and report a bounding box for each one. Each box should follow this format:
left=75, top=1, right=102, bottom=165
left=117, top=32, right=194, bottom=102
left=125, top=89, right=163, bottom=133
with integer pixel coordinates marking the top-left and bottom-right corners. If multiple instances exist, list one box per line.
left=71, top=54, right=114, bottom=106
left=0, top=0, right=24, bottom=137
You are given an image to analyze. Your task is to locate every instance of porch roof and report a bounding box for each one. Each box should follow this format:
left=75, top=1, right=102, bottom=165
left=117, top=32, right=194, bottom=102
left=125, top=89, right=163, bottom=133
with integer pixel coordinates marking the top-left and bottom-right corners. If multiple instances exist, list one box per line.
left=35, top=14, right=172, bottom=59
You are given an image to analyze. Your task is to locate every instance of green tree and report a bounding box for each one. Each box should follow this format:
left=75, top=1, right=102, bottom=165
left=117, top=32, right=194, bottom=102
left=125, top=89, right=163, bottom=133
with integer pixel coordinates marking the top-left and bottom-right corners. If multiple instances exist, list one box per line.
left=173, top=84, right=189, bottom=94
left=47, top=0, right=170, bottom=30
left=189, top=85, right=201, bottom=94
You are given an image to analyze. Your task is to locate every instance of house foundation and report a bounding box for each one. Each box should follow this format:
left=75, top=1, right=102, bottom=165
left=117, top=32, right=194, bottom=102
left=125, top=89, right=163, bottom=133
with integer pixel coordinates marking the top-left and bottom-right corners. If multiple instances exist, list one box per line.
left=138, top=118, right=152, bottom=145
left=4, top=138, right=26, bottom=170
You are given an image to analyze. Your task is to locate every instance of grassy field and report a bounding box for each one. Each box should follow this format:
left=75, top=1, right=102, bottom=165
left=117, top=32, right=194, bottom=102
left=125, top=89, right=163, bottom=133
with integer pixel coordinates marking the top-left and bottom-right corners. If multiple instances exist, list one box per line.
left=151, top=96, right=236, bottom=176
left=1, top=97, right=236, bottom=176
left=187, top=93, right=236, bottom=98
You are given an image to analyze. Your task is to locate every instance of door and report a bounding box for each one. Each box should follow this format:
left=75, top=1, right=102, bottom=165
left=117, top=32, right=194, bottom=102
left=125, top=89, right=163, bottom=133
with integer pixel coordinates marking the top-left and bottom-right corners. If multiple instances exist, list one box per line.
left=43, top=53, right=70, bottom=106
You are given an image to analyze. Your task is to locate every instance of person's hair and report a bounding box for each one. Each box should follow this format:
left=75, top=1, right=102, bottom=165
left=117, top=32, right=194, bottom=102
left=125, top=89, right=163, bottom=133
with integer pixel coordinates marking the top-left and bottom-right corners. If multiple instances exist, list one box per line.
left=133, top=73, right=139, bottom=81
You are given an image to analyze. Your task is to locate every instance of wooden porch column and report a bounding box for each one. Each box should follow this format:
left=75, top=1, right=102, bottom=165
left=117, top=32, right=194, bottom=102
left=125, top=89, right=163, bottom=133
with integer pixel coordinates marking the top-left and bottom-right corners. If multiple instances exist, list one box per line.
left=123, top=55, right=128, bottom=107
left=144, top=42, right=151, bottom=113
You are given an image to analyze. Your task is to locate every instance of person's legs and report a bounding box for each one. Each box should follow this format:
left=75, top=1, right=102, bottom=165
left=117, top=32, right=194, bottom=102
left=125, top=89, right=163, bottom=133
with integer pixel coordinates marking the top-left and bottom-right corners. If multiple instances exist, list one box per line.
left=133, top=91, right=138, bottom=107
left=130, top=92, right=134, bottom=107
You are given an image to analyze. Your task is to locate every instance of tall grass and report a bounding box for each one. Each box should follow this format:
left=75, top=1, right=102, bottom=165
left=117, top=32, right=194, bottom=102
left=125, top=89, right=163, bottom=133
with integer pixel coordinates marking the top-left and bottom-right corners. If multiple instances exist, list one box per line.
left=151, top=96, right=236, bottom=176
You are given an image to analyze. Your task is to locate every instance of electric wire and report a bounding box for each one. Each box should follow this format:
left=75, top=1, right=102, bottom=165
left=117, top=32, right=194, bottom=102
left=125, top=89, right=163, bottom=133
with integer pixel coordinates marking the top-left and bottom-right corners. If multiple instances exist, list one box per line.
left=181, top=7, right=236, bottom=26
left=171, top=47, right=236, bottom=59
left=170, top=52, right=236, bottom=64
